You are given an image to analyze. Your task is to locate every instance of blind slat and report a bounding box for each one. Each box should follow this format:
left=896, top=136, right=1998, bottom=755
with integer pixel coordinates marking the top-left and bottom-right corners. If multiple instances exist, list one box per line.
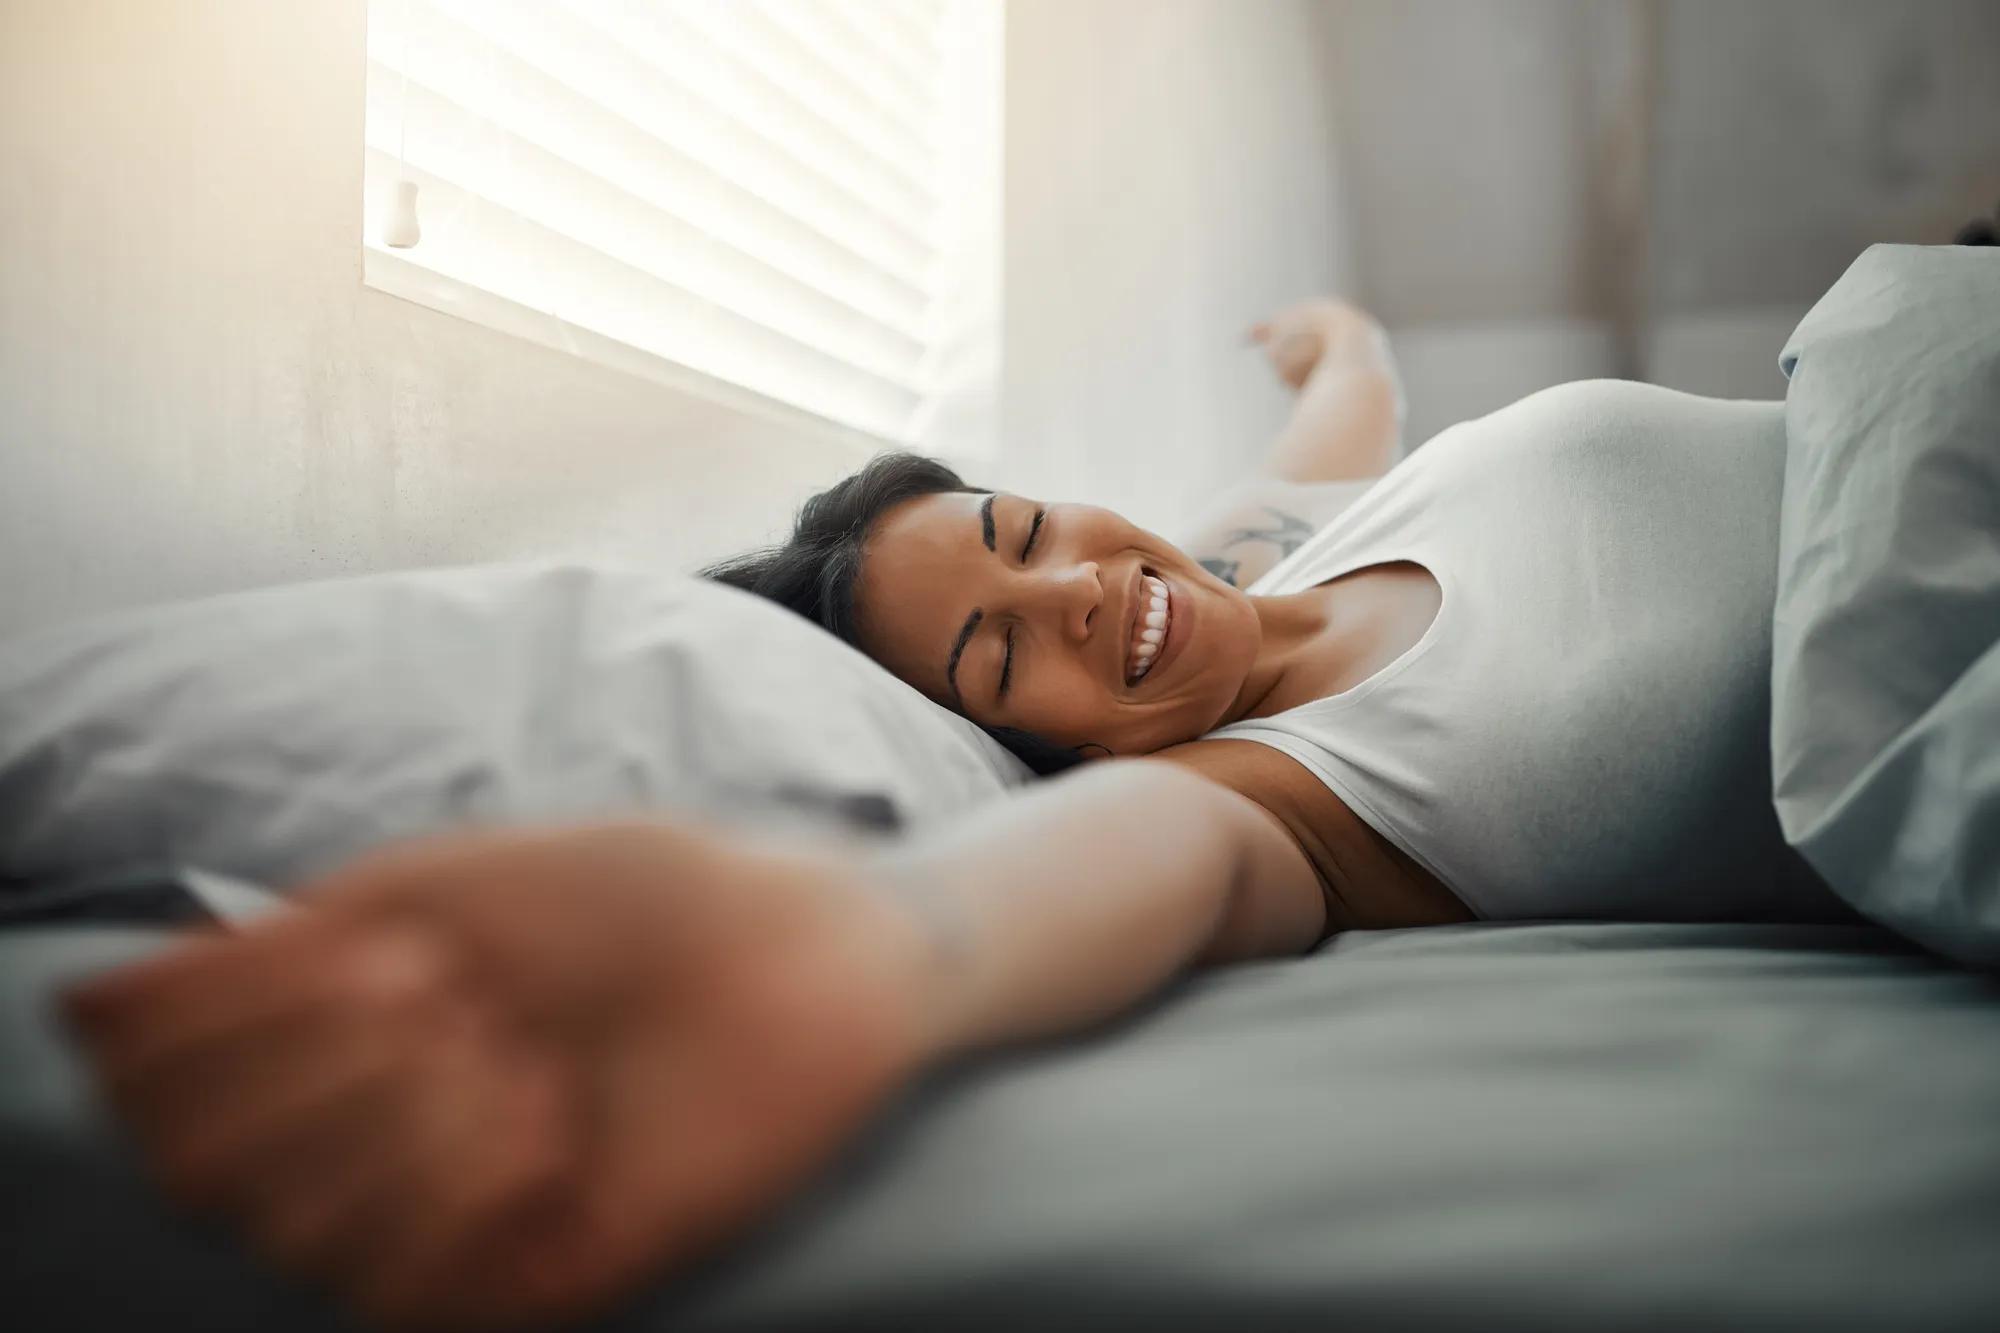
left=842, top=0, right=949, bottom=80
left=746, top=0, right=940, bottom=138
left=815, top=0, right=949, bottom=111
left=662, top=1, right=939, bottom=209
left=569, top=0, right=938, bottom=209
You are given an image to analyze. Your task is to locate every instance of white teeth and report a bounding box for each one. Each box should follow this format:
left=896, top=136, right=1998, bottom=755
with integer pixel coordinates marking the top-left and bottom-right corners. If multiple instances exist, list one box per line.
left=1128, top=572, right=1172, bottom=684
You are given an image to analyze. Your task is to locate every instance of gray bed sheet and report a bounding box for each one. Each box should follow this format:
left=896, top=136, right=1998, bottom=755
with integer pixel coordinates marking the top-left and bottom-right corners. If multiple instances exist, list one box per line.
left=5, top=920, right=1998, bottom=1331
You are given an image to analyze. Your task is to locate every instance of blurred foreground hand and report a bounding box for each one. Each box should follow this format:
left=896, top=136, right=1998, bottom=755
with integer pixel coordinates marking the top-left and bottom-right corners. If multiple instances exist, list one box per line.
left=63, top=822, right=931, bottom=1330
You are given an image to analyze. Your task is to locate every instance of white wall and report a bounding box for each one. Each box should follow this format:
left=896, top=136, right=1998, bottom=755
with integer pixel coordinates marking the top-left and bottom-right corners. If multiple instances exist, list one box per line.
left=0, top=0, right=874, bottom=637
left=1320, top=0, right=1649, bottom=438
left=1392, top=319, right=1625, bottom=448
left=994, top=0, right=1356, bottom=531
left=1648, top=0, right=2000, bottom=317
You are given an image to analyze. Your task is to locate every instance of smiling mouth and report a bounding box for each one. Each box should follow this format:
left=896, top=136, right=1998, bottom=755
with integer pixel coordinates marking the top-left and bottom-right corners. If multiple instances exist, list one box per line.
left=1126, top=567, right=1171, bottom=685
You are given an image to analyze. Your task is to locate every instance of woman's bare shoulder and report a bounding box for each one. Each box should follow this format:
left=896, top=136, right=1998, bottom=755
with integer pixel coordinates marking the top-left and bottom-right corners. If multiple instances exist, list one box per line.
left=1149, top=738, right=1474, bottom=929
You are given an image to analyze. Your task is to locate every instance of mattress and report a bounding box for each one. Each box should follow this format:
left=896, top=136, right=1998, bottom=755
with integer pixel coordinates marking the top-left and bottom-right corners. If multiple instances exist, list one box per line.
left=5, top=917, right=1998, bottom=1331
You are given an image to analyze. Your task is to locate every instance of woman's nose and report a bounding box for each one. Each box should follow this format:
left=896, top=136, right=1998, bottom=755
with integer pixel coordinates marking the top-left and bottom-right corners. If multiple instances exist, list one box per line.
left=1046, top=561, right=1103, bottom=643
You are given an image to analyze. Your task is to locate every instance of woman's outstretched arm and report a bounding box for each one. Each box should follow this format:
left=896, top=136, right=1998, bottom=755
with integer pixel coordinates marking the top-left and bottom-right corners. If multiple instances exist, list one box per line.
left=63, top=761, right=1327, bottom=1329
left=879, top=759, right=1330, bottom=1054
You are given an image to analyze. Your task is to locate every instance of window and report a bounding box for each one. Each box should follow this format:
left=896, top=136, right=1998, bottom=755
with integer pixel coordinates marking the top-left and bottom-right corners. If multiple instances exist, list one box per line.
left=363, top=0, right=1002, bottom=452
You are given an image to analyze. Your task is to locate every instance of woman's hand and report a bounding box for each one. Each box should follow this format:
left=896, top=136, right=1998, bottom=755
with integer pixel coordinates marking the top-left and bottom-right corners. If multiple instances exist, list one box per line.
left=62, top=822, right=934, bottom=1330
left=1248, top=297, right=1390, bottom=392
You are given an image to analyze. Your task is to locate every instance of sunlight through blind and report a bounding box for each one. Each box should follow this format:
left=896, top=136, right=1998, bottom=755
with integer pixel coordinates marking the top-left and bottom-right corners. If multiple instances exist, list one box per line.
left=363, top=0, right=1001, bottom=446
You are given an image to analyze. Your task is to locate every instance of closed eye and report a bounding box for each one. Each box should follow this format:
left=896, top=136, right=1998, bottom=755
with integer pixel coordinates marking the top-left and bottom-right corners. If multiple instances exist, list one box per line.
left=998, top=506, right=1046, bottom=701
left=1003, top=508, right=1046, bottom=697
left=1022, top=506, right=1046, bottom=561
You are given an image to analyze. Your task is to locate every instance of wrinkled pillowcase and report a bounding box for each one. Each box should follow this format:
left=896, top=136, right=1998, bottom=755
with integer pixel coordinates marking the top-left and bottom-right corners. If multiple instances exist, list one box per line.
left=1772, top=243, right=2000, bottom=965
left=0, top=564, right=1029, bottom=891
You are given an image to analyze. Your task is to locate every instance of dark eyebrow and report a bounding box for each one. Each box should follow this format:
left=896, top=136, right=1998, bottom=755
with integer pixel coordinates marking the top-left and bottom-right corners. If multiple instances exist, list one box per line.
left=944, top=608, right=983, bottom=709
left=979, top=493, right=996, bottom=552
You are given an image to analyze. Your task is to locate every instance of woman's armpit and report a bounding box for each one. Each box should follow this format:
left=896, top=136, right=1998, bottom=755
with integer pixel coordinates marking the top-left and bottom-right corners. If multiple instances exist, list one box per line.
left=1153, top=738, right=1473, bottom=930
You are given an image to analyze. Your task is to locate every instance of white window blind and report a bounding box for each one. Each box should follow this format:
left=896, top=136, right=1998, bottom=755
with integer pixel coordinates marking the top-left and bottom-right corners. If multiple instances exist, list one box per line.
left=362, top=0, right=1002, bottom=450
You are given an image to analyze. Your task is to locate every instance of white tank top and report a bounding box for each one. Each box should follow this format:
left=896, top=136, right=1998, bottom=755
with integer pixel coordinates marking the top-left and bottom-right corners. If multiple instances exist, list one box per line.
left=1203, top=379, right=1839, bottom=923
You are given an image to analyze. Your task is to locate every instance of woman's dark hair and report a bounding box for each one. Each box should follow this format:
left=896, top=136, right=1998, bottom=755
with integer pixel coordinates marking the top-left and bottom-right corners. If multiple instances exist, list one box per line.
left=700, top=452, right=1091, bottom=777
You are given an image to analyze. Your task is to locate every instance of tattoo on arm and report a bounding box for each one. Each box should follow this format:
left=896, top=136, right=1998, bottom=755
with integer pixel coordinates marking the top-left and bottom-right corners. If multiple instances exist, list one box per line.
left=1192, top=507, right=1320, bottom=589
left=1221, top=507, right=1316, bottom=556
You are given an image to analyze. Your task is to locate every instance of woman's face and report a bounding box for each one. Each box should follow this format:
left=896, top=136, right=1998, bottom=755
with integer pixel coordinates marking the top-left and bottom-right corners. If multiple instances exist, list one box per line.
left=853, top=491, right=1261, bottom=755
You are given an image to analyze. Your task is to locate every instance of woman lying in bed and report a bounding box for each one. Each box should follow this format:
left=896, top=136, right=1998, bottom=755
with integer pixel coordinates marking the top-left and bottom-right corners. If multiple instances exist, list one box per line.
left=65, top=299, right=1843, bottom=1328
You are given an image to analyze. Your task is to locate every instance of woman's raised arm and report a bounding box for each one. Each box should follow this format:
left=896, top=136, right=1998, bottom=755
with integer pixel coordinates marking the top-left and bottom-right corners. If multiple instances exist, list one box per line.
left=1176, top=298, right=1405, bottom=589
left=63, top=761, right=1327, bottom=1329
left=1251, top=297, right=1406, bottom=484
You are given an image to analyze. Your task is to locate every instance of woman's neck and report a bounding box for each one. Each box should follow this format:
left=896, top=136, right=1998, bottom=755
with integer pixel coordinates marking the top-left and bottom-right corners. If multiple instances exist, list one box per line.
left=1216, top=589, right=1346, bottom=726
left=1214, top=565, right=1444, bottom=729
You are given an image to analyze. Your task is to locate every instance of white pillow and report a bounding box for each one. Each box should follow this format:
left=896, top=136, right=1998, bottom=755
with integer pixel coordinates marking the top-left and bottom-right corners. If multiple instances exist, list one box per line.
left=0, top=563, right=1029, bottom=889
left=1772, top=244, right=2000, bottom=965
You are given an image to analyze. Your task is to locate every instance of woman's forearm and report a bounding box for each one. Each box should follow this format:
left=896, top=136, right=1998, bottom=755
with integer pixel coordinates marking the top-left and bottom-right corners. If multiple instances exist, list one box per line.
left=862, top=761, right=1324, bottom=1060
left=1261, top=313, right=1405, bottom=484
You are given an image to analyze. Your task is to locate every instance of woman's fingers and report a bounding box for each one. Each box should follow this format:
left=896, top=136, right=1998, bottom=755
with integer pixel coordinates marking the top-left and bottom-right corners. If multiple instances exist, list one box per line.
left=190, top=994, right=578, bottom=1321
left=121, top=993, right=427, bottom=1203
left=64, top=914, right=576, bottom=1300
left=74, top=926, right=454, bottom=1206
left=64, top=920, right=449, bottom=1080
left=222, top=1055, right=432, bottom=1273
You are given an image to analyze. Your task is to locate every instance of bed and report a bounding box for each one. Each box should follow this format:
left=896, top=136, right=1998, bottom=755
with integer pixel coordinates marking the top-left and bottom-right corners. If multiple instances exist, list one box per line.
left=6, top=915, right=2000, bottom=1331
left=4, top=244, right=1997, bottom=1329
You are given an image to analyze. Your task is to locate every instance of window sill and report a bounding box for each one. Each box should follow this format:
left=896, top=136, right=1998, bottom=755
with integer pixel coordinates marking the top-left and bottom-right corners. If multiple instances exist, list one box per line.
left=362, top=246, right=898, bottom=455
